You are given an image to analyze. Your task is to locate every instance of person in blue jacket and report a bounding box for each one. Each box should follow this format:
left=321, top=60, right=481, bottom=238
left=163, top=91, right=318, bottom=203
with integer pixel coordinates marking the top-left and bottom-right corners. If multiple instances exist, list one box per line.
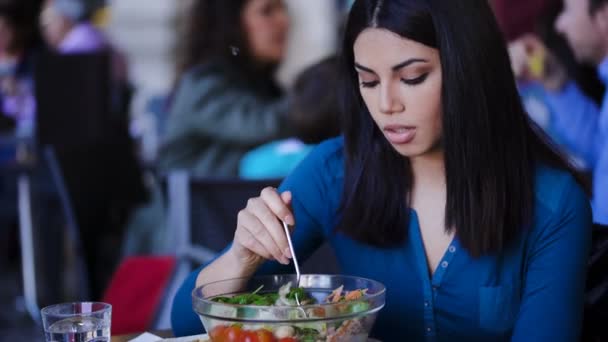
left=509, top=0, right=608, bottom=225
left=172, top=0, right=592, bottom=340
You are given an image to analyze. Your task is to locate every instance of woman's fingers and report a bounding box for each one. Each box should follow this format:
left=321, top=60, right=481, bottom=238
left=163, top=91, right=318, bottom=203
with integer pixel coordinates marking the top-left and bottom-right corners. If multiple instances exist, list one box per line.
left=248, top=196, right=292, bottom=261
left=233, top=187, right=297, bottom=265
left=261, top=187, right=295, bottom=225
left=236, top=207, right=290, bottom=265
left=234, top=220, right=272, bottom=260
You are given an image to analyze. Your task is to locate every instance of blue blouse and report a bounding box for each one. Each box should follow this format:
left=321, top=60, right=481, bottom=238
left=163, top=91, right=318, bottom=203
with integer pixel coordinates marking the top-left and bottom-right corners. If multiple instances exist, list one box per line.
left=171, top=137, right=592, bottom=341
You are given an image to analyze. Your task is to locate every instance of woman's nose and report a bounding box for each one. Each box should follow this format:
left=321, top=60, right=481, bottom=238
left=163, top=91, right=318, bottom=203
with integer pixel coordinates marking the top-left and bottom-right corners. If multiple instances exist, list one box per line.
left=379, top=83, right=404, bottom=114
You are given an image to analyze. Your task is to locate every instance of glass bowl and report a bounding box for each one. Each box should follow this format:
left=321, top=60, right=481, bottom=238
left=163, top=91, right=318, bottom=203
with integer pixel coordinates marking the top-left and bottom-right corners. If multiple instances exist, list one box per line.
left=192, top=274, right=386, bottom=342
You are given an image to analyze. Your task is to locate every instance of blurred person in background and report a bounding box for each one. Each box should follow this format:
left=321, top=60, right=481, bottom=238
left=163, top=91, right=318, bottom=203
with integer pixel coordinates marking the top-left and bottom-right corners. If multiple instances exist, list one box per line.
left=239, top=56, right=341, bottom=179
left=39, top=0, right=130, bottom=113
left=494, top=0, right=604, bottom=161
left=0, top=0, right=41, bottom=271
left=35, top=0, right=145, bottom=301
left=158, top=0, right=292, bottom=177
left=510, top=0, right=608, bottom=226
left=0, top=0, right=41, bottom=137
left=39, top=0, right=106, bottom=54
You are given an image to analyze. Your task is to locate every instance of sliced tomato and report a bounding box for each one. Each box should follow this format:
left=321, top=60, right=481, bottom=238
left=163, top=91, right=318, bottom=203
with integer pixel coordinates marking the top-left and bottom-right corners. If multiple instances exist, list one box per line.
left=256, top=329, right=276, bottom=342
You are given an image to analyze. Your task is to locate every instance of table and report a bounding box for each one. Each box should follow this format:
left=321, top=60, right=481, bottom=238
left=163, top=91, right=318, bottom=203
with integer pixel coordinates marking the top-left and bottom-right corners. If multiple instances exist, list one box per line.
left=111, top=330, right=173, bottom=342
left=112, top=334, right=380, bottom=342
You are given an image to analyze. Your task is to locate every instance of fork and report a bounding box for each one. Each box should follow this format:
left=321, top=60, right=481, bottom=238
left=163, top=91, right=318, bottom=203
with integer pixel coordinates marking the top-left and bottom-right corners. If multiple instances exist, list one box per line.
left=282, top=220, right=306, bottom=315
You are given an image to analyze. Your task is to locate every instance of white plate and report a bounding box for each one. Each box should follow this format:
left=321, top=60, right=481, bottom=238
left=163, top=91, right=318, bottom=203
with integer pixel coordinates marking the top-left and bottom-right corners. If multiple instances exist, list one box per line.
left=160, top=335, right=209, bottom=342
left=127, top=333, right=209, bottom=342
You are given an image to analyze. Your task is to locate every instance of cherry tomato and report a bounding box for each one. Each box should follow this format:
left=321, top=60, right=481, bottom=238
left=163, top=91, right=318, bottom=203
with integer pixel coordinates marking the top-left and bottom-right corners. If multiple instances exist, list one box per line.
left=277, top=338, right=297, bottom=342
left=256, top=329, right=277, bottom=342
left=224, top=326, right=244, bottom=342
left=209, top=325, right=229, bottom=342
left=239, top=330, right=259, bottom=342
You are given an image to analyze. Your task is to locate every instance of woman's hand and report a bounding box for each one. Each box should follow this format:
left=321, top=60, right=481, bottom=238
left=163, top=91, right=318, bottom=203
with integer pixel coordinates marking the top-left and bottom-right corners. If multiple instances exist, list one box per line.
left=228, top=187, right=296, bottom=272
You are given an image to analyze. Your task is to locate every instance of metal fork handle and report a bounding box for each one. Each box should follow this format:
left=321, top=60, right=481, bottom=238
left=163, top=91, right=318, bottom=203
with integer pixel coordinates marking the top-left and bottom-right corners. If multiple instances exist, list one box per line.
left=282, top=220, right=301, bottom=284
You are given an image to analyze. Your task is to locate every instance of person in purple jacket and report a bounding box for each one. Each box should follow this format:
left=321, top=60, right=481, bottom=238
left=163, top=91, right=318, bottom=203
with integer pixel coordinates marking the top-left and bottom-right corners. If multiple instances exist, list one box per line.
left=39, top=0, right=106, bottom=54
left=510, top=0, right=608, bottom=225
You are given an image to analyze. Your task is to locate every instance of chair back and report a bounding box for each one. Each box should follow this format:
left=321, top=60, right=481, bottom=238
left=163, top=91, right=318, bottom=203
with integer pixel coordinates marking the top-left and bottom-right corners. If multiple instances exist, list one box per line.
left=166, top=172, right=340, bottom=273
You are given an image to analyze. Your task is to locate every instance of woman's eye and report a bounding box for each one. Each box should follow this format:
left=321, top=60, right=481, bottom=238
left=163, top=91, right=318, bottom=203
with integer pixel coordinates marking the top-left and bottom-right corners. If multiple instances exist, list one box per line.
left=401, top=73, right=429, bottom=86
left=360, top=80, right=379, bottom=88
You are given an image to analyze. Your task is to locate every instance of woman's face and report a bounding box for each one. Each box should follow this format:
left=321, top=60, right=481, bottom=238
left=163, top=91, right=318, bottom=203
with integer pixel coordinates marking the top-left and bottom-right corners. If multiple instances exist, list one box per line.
left=242, top=0, right=289, bottom=64
left=354, top=28, right=443, bottom=158
left=39, top=2, right=72, bottom=49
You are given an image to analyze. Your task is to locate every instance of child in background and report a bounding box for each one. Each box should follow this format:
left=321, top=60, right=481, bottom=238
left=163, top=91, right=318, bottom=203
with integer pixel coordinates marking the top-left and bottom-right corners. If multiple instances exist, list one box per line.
left=239, top=56, right=341, bottom=179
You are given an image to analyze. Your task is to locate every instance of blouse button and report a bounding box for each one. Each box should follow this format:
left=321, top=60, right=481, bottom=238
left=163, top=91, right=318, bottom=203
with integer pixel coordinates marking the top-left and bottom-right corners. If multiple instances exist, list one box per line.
left=427, top=327, right=432, bottom=333
left=424, top=301, right=429, bottom=307
left=441, top=261, right=449, bottom=268
left=448, top=246, right=456, bottom=253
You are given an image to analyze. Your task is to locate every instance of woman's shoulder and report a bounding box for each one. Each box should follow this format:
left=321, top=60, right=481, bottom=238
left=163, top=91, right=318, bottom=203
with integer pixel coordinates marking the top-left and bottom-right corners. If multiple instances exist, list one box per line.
left=281, top=137, right=344, bottom=189
left=531, top=164, right=592, bottom=242
left=533, top=165, right=587, bottom=215
left=302, top=136, right=344, bottom=174
left=180, top=61, right=235, bottom=86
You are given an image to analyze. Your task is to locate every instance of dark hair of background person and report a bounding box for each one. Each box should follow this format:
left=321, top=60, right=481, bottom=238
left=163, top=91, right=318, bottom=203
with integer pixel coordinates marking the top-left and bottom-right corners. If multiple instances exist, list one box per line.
left=491, top=0, right=554, bottom=42
left=590, top=0, right=608, bottom=14
left=337, top=0, right=582, bottom=257
left=288, top=56, right=341, bottom=144
left=174, top=0, right=278, bottom=83
left=0, top=0, right=42, bottom=55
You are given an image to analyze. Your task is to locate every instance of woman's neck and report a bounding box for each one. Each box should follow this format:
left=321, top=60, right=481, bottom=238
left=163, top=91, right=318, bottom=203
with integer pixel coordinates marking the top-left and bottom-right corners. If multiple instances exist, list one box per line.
left=410, top=149, right=446, bottom=191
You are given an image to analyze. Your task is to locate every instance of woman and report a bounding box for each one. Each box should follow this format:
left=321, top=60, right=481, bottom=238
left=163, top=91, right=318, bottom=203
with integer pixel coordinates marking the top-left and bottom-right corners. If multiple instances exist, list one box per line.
left=171, top=0, right=592, bottom=340
left=158, top=0, right=291, bottom=177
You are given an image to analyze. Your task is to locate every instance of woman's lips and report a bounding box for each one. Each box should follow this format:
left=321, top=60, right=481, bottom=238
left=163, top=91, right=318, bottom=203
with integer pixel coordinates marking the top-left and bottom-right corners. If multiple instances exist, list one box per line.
left=383, top=125, right=416, bottom=144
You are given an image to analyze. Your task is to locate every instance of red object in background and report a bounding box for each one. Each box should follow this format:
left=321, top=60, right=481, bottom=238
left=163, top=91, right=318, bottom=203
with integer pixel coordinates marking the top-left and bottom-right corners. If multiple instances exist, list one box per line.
left=492, top=0, right=556, bottom=41
left=102, top=256, right=176, bottom=335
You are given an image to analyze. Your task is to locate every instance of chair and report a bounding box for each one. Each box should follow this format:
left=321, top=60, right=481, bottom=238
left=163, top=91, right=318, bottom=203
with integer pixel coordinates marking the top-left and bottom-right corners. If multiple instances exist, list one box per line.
left=148, top=172, right=340, bottom=330
left=165, top=171, right=341, bottom=269
left=7, top=142, right=90, bottom=323
left=583, top=224, right=608, bottom=341
left=102, top=256, right=177, bottom=335
left=165, top=171, right=283, bottom=264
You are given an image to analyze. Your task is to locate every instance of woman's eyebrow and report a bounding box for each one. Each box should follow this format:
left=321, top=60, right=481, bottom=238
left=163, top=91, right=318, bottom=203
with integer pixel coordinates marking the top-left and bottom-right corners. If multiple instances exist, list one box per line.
left=354, top=58, right=429, bottom=74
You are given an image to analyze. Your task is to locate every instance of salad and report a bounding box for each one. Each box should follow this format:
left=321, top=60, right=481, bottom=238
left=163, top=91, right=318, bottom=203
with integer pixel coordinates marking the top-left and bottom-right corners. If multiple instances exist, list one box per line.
left=207, top=282, right=372, bottom=342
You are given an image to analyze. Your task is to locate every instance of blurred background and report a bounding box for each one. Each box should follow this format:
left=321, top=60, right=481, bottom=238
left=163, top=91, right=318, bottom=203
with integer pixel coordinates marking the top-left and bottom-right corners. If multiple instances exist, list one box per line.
left=0, top=0, right=605, bottom=340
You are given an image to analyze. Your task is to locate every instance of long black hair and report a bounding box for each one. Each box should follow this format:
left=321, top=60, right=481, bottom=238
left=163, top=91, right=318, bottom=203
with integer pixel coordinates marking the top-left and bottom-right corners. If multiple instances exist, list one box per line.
left=175, top=0, right=279, bottom=82
left=337, top=0, right=579, bottom=257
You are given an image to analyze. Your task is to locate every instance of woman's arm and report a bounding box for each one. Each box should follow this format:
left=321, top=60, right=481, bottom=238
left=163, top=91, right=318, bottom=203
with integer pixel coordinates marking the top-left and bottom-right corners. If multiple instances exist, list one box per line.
left=170, top=141, right=339, bottom=336
left=165, top=71, right=290, bottom=146
left=545, top=82, right=602, bottom=169
left=511, top=178, right=592, bottom=341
